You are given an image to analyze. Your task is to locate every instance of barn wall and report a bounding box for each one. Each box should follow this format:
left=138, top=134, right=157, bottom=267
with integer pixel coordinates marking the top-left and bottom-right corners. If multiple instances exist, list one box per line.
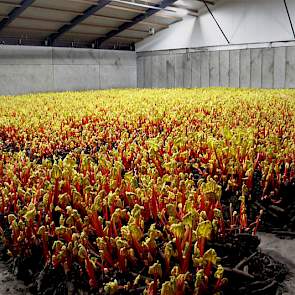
left=0, top=45, right=137, bottom=95
left=137, top=45, right=295, bottom=89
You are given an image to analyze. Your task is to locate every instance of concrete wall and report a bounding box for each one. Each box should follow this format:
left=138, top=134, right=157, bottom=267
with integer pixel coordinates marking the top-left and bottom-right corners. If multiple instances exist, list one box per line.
left=137, top=45, right=295, bottom=89
left=136, top=0, right=295, bottom=52
left=0, top=45, right=137, bottom=95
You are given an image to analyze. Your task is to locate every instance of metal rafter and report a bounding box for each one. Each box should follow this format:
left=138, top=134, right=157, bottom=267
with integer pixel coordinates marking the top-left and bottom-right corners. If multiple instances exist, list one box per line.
left=0, top=14, right=149, bottom=33
left=0, top=2, right=170, bottom=29
left=0, top=0, right=35, bottom=32
left=200, top=0, right=215, bottom=5
left=91, top=0, right=179, bottom=48
left=201, top=0, right=229, bottom=44
left=283, top=0, right=295, bottom=39
left=45, top=0, right=112, bottom=45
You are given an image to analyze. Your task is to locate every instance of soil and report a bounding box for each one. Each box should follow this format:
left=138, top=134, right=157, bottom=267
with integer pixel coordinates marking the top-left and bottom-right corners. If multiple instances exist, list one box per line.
left=0, top=232, right=293, bottom=294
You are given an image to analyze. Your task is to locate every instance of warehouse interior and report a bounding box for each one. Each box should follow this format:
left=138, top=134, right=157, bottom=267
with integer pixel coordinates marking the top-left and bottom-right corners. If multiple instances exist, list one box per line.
left=0, top=1, right=295, bottom=295
left=0, top=0, right=295, bottom=94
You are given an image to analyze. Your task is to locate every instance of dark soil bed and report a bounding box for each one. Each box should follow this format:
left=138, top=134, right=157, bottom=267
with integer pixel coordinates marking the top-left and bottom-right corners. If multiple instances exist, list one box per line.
left=0, top=231, right=291, bottom=295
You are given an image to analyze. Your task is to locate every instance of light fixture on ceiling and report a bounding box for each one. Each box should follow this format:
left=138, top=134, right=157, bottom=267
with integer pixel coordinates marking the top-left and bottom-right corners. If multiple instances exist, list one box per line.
left=169, top=7, right=190, bottom=17
left=148, top=27, right=155, bottom=35
left=114, top=0, right=163, bottom=11
left=112, top=0, right=197, bottom=17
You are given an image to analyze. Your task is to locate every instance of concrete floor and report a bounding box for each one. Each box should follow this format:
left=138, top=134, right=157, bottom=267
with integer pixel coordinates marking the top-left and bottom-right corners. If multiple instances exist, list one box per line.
left=0, top=261, right=27, bottom=295
left=258, top=232, right=295, bottom=295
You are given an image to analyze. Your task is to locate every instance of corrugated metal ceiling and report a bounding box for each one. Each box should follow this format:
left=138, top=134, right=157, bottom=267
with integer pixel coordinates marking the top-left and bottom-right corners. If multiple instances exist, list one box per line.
left=0, top=0, right=216, bottom=49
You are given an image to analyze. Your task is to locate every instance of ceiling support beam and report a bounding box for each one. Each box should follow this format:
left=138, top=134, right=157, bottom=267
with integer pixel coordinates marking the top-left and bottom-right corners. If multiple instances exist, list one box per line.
left=0, top=0, right=35, bottom=32
left=45, top=0, right=112, bottom=45
left=0, top=14, right=147, bottom=33
left=198, top=0, right=215, bottom=5
left=91, top=0, right=179, bottom=48
left=201, top=0, right=230, bottom=44
left=0, top=2, right=170, bottom=29
left=283, top=0, right=295, bottom=39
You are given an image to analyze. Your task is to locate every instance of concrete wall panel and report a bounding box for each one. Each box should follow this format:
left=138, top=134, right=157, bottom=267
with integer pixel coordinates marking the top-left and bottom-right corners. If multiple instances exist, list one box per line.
left=0, top=45, right=137, bottom=95
left=151, top=55, right=167, bottom=88
left=219, top=50, right=230, bottom=87
left=274, top=47, right=286, bottom=88
left=229, top=50, right=240, bottom=87
left=143, top=56, right=152, bottom=88
left=200, top=51, right=209, bottom=87
left=262, top=48, right=274, bottom=88
left=151, top=55, right=160, bottom=88
left=250, top=49, right=262, bottom=88
left=53, top=47, right=99, bottom=65
left=99, top=50, right=136, bottom=66
left=158, top=55, right=168, bottom=88
left=0, top=46, right=52, bottom=65
left=175, top=54, right=185, bottom=88
left=209, top=51, right=220, bottom=87
left=137, top=57, right=144, bottom=88
left=100, top=65, right=137, bottom=89
left=240, top=49, right=251, bottom=88
left=137, top=45, right=295, bottom=90
left=183, top=53, right=192, bottom=88
left=54, top=65, right=100, bottom=91
left=286, top=46, right=295, bottom=88
left=0, top=65, right=54, bottom=95
left=166, top=54, right=175, bottom=88
left=191, top=51, right=201, bottom=87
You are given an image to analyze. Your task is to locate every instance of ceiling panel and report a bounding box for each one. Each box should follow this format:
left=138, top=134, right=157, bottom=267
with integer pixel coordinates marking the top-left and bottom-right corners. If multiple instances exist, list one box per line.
left=33, top=0, right=90, bottom=12
left=83, top=15, right=126, bottom=27
left=9, top=18, right=64, bottom=31
left=69, top=26, right=111, bottom=35
left=0, top=0, right=213, bottom=48
left=95, top=6, right=140, bottom=19
left=0, top=27, right=51, bottom=39
left=21, top=6, right=79, bottom=22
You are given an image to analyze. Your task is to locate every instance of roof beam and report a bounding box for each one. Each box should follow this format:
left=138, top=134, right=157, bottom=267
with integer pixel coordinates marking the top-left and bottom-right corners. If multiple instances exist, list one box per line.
left=45, top=0, right=112, bottom=45
left=198, top=0, right=215, bottom=5
left=0, top=14, right=148, bottom=33
left=283, top=0, right=295, bottom=39
left=0, top=3, right=168, bottom=29
left=0, top=0, right=35, bottom=32
left=91, top=0, right=178, bottom=48
left=201, top=0, right=229, bottom=44
left=5, top=25, right=143, bottom=41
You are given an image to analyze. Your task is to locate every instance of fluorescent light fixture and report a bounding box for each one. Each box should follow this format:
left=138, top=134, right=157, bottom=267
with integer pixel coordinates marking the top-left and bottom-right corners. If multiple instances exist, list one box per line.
left=169, top=7, right=190, bottom=16
left=113, top=0, right=197, bottom=17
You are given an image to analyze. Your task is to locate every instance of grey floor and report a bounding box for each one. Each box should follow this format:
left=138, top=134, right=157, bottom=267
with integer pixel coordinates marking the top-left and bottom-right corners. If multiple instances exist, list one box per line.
left=259, top=232, right=295, bottom=295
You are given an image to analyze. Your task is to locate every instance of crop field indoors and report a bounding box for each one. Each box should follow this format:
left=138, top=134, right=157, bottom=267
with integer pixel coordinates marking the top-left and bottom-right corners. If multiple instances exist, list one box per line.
left=0, top=88, right=294, bottom=295
left=2, top=0, right=295, bottom=293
